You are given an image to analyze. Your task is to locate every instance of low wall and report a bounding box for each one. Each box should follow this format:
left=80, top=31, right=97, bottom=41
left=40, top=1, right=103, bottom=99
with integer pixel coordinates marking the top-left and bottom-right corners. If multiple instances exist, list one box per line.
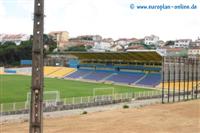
left=0, top=67, right=4, bottom=74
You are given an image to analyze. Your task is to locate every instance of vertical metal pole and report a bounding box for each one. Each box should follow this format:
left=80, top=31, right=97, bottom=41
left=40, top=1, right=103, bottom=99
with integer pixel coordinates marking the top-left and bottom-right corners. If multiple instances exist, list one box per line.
left=178, top=57, right=181, bottom=101
left=173, top=58, right=176, bottom=102
left=187, top=58, right=190, bottom=100
left=183, top=58, right=186, bottom=100
left=162, top=57, right=165, bottom=103
left=167, top=58, right=170, bottom=103
left=191, top=59, right=194, bottom=99
left=196, top=59, right=198, bottom=99
left=30, top=0, right=44, bottom=133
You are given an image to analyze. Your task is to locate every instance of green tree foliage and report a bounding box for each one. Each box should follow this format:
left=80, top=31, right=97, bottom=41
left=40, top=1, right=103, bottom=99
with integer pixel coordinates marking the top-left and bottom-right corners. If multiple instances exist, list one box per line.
left=65, top=45, right=92, bottom=52
left=0, top=41, right=32, bottom=66
left=0, top=34, right=56, bottom=66
left=128, top=42, right=152, bottom=49
left=165, top=41, right=174, bottom=46
left=44, top=34, right=57, bottom=53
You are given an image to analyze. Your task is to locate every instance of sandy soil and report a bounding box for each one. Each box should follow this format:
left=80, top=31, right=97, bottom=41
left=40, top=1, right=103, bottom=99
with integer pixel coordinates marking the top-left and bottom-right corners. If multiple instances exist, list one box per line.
left=1, top=100, right=200, bottom=133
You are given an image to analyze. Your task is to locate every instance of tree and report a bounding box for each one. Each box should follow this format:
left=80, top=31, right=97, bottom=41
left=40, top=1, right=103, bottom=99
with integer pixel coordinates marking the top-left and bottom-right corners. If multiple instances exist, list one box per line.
left=65, top=45, right=93, bottom=52
left=165, top=41, right=175, bottom=46
left=0, top=34, right=56, bottom=66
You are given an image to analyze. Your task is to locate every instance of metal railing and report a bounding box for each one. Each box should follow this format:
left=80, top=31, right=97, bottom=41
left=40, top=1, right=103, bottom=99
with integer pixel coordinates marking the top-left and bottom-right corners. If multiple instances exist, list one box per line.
left=0, top=91, right=163, bottom=114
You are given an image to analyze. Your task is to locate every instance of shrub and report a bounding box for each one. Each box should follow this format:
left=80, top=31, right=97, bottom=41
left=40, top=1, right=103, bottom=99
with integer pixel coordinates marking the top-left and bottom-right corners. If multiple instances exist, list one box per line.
left=123, top=105, right=129, bottom=109
left=82, top=111, right=88, bottom=115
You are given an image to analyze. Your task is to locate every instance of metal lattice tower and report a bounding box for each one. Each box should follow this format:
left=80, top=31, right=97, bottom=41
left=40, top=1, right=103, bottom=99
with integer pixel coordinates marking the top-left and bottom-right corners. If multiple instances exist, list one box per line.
left=30, top=0, right=44, bottom=132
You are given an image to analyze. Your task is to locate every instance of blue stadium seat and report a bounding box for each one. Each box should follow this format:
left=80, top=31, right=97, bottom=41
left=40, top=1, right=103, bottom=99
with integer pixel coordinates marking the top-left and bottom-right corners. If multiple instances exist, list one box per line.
left=107, top=72, right=145, bottom=84
left=65, top=69, right=91, bottom=79
left=66, top=69, right=161, bottom=87
left=83, top=71, right=112, bottom=81
left=136, top=73, right=161, bottom=87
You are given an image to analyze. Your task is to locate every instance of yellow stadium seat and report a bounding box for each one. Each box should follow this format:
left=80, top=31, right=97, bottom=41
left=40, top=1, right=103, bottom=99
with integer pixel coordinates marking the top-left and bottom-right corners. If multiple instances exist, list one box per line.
left=43, top=66, right=76, bottom=78
left=44, top=66, right=62, bottom=76
left=158, top=81, right=200, bottom=91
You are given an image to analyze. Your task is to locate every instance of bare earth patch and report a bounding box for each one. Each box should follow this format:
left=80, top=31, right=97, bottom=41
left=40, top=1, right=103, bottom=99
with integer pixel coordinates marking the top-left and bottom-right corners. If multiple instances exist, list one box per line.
left=1, top=100, right=200, bottom=133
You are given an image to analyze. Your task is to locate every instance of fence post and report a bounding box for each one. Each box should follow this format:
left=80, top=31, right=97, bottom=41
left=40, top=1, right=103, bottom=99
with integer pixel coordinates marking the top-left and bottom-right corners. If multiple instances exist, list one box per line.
left=88, top=96, right=90, bottom=103
left=0, top=104, right=3, bottom=113
left=64, top=98, right=66, bottom=105
left=25, top=102, right=27, bottom=110
left=81, top=97, right=83, bottom=104
left=72, top=97, right=75, bottom=104
left=13, top=103, right=16, bottom=111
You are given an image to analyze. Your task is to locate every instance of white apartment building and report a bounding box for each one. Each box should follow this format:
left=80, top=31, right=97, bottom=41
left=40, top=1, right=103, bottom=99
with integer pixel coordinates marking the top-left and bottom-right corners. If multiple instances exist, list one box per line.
left=91, top=41, right=111, bottom=52
left=156, top=48, right=167, bottom=56
left=110, top=44, right=123, bottom=52
left=115, top=39, right=128, bottom=46
left=174, top=39, right=192, bottom=48
left=188, top=48, right=200, bottom=58
left=77, top=35, right=102, bottom=42
left=195, top=38, right=200, bottom=46
left=144, top=35, right=159, bottom=45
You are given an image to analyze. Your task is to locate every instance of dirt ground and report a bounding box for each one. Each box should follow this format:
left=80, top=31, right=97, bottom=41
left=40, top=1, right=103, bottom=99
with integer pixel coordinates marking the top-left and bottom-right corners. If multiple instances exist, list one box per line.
left=1, top=100, right=200, bottom=133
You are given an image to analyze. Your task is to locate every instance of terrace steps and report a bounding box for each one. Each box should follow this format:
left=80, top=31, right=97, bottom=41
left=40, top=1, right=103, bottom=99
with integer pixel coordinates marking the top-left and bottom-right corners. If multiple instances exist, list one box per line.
left=133, top=74, right=148, bottom=85
left=79, top=71, right=94, bottom=79
left=100, top=73, right=117, bottom=82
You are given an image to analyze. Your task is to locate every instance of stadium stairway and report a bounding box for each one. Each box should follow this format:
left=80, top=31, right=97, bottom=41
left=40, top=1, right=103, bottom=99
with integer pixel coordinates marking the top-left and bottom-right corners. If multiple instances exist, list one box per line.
left=106, top=72, right=145, bottom=84
left=132, top=74, right=148, bottom=85
left=65, top=69, right=92, bottom=79
left=79, top=71, right=94, bottom=79
left=136, top=73, right=161, bottom=87
left=100, top=73, right=117, bottom=82
left=83, top=71, right=112, bottom=81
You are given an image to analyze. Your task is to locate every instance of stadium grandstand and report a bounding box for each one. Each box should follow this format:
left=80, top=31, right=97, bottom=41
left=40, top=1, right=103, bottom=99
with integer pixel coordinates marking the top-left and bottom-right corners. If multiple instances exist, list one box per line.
left=46, top=67, right=75, bottom=78
left=2, top=50, right=199, bottom=90
left=65, top=50, right=163, bottom=87
left=3, top=67, right=75, bottom=78
left=2, top=51, right=163, bottom=88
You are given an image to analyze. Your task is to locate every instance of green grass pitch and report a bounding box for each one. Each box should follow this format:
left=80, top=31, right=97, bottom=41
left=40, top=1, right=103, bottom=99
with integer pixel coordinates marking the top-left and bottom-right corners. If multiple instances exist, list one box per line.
left=0, top=74, right=152, bottom=103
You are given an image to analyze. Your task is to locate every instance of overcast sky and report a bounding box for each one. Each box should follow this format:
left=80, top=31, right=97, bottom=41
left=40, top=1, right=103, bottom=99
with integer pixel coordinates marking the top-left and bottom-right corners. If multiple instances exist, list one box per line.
left=0, top=0, right=199, bottom=41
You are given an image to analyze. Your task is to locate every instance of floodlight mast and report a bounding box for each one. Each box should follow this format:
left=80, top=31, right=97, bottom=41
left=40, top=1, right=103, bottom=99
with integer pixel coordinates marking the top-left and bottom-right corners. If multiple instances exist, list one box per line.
left=30, top=0, right=44, bottom=133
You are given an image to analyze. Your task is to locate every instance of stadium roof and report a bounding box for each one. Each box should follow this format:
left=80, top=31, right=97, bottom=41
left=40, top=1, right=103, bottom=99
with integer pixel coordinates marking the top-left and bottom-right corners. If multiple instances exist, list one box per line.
left=64, top=50, right=162, bottom=62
